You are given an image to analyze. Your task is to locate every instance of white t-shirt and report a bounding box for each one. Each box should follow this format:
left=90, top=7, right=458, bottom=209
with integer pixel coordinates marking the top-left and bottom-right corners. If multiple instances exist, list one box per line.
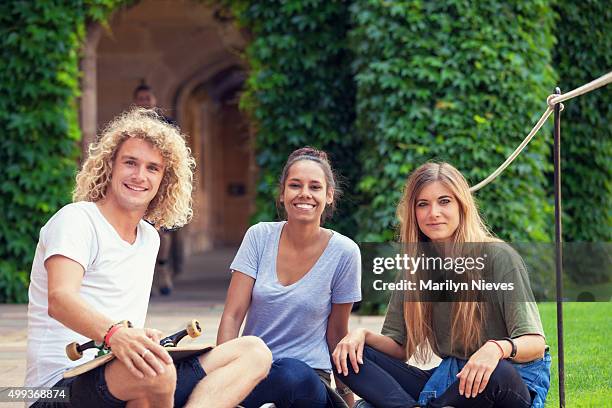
left=24, top=201, right=160, bottom=389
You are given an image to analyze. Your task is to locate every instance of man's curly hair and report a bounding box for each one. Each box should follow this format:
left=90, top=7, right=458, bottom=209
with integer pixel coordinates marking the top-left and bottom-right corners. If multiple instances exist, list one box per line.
left=73, top=108, right=195, bottom=229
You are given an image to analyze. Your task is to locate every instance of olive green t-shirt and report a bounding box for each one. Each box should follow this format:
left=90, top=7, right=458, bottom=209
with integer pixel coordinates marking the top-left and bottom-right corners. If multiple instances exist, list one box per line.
left=381, top=243, right=545, bottom=359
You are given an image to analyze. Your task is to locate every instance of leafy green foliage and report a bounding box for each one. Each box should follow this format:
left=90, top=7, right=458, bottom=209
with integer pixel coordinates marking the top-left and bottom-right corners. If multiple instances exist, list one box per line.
left=0, top=1, right=122, bottom=302
left=553, top=1, right=611, bottom=246
left=1, top=0, right=608, bottom=304
left=350, top=1, right=556, bottom=243
left=227, top=0, right=358, bottom=236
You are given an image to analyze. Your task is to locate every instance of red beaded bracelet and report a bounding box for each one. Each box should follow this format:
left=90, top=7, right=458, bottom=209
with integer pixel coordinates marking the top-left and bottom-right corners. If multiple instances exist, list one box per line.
left=104, top=325, right=125, bottom=349
left=103, top=321, right=133, bottom=349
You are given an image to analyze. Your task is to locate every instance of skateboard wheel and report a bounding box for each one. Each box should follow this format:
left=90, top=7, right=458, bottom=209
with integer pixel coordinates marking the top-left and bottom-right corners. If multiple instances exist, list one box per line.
left=186, top=319, right=202, bottom=338
left=66, top=342, right=83, bottom=361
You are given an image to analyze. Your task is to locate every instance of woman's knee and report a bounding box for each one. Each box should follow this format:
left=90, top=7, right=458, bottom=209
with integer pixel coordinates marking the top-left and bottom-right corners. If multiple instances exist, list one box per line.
left=488, top=359, right=523, bottom=388
left=333, top=346, right=374, bottom=383
left=344, top=345, right=379, bottom=377
left=274, top=358, right=322, bottom=392
left=362, top=345, right=380, bottom=361
left=478, top=360, right=532, bottom=406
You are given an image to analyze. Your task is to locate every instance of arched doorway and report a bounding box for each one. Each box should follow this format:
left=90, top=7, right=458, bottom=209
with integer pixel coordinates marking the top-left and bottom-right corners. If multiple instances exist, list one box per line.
left=177, top=66, right=255, bottom=251
left=80, top=0, right=254, bottom=254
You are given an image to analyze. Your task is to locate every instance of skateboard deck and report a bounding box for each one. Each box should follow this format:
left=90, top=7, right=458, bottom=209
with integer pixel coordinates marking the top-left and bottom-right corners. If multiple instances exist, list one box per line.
left=63, top=319, right=210, bottom=379
left=63, top=344, right=214, bottom=378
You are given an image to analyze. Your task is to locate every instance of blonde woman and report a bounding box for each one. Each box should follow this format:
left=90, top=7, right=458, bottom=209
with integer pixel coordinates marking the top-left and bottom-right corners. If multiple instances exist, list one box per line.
left=25, top=108, right=271, bottom=408
left=332, top=162, right=550, bottom=408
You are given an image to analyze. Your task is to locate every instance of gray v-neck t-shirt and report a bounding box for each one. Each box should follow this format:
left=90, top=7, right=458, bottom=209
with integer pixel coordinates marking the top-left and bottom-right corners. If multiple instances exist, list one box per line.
left=230, top=221, right=362, bottom=370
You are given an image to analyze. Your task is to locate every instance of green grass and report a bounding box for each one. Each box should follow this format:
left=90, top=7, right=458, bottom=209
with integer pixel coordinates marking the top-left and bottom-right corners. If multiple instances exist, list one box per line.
left=539, top=302, right=612, bottom=407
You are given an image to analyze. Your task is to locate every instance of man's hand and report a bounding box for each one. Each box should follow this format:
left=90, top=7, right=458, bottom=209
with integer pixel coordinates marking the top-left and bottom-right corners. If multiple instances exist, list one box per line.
left=332, top=328, right=367, bottom=376
left=456, top=341, right=503, bottom=398
left=144, top=327, right=163, bottom=343
left=108, top=327, right=172, bottom=379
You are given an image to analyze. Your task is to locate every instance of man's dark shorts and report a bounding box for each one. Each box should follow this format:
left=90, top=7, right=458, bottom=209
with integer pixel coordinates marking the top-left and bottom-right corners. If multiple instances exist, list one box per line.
left=31, top=355, right=206, bottom=408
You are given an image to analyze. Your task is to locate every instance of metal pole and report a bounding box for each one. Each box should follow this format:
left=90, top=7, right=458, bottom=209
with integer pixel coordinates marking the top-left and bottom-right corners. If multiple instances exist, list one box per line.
left=553, top=87, right=565, bottom=408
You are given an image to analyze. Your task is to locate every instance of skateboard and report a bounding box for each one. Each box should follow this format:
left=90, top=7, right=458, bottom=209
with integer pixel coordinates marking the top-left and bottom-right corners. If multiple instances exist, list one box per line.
left=63, top=319, right=213, bottom=379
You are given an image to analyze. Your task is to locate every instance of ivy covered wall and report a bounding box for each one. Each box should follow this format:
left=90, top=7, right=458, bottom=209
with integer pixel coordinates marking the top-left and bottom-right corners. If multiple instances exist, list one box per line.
left=0, top=0, right=609, bottom=302
left=554, top=1, right=611, bottom=243
left=228, top=0, right=359, bottom=236
left=349, top=0, right=556, bottom=242
left=0, top=1, right=123, bottom=302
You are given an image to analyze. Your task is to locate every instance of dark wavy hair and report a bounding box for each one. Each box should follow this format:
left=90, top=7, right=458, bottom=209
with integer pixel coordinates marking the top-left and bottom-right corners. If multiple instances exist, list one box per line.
left=277, top=146, right=342, bottom=222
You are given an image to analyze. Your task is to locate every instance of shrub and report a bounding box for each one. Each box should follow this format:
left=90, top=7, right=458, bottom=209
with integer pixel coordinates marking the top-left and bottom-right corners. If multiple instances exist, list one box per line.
left=228, top=0, right=359, bottom=236
left=553, top=1, right=611, bottom=244
left=350, top=1, right=556, bottom=243
left=553, top=1, right=611, bottom=287
left=0, top=1, right=122, bottom=302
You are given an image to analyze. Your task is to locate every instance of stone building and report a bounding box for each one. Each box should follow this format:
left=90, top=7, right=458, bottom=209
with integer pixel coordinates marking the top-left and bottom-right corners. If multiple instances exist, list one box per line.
left=80, top=0, right=255, bottom=254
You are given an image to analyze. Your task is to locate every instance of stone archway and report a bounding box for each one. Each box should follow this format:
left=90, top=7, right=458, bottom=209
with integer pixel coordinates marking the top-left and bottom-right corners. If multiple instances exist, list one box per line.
left=178, top=67, right=255, bottom=251
left=79, top=0, right=254, bottom=254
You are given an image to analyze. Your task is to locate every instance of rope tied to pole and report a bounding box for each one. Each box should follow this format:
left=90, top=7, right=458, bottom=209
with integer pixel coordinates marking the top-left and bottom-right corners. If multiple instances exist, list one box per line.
left=470, top=70, right=612, bottom=192
left=546, top=95, right=565, bottom=111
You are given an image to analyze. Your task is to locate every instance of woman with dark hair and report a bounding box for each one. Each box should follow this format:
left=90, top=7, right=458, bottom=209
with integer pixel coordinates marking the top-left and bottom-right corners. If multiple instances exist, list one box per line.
left=332, top=162, right=551, bottom=408
left=217, top=147, right=362, bottom=408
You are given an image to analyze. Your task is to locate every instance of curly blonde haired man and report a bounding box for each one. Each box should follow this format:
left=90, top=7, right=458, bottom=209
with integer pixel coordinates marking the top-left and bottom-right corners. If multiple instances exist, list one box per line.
left=25, top=108, right=271, bottom=408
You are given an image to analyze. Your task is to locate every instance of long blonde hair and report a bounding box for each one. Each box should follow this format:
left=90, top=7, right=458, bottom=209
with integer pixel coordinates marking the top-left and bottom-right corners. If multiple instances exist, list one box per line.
left=396, top=162, right=499, bottom=361
left=73, top=108, right=195, bottom=229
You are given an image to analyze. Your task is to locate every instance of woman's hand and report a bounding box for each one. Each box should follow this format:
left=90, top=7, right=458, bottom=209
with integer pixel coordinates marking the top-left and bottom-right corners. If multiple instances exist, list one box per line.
left=332, top=328, right=367, bottom=376
left=456, top=341, right=503, bottom=398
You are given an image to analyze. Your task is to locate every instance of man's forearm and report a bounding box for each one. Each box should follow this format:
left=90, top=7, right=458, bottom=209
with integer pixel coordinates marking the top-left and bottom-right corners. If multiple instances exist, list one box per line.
left=48, top=290, right=114, bottom=343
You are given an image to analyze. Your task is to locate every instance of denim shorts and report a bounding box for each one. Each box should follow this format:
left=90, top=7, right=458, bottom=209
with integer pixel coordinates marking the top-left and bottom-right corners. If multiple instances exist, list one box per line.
left=32, top=355, right=206, bottom=408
